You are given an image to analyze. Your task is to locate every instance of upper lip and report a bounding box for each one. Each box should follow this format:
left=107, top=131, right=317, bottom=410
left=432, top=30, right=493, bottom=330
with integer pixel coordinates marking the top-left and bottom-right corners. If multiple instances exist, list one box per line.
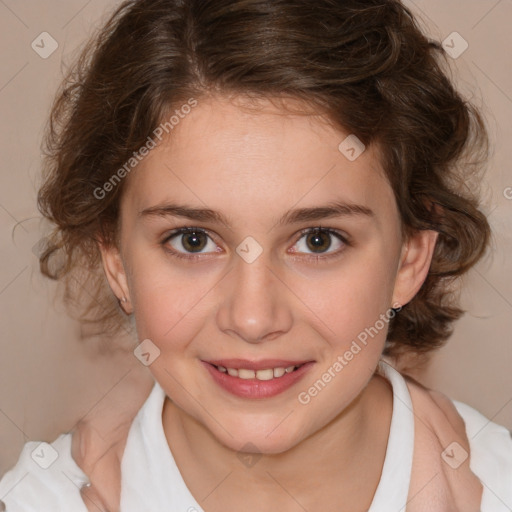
left=204, top=359, right=313, bottom=370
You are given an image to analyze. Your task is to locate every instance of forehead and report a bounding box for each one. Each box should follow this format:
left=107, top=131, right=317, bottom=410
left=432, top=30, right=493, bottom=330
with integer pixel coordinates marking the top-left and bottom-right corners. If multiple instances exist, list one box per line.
left=121, top=95, right=396, bottom=228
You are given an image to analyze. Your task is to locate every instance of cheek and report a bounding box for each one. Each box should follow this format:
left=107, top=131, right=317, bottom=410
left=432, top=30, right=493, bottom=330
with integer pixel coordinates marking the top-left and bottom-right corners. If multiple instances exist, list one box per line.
left=292, top=254, right=397, bottom=347
left=132, top=278, right=205, bottom=346
left=127, top=249, right=218, bottom=351
left=291, top=263, right=395, bottom=427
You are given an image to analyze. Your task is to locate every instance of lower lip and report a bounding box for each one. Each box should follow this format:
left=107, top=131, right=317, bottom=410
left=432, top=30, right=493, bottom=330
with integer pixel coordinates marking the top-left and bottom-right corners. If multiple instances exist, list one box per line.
left=202, top=361, right=315, bottom=399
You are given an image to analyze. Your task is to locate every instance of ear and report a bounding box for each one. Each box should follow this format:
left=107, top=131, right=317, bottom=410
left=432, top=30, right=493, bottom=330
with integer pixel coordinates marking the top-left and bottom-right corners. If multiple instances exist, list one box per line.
left=392, top=229, right=438, bottom=308
left=98, top=241, right=133, bottom=314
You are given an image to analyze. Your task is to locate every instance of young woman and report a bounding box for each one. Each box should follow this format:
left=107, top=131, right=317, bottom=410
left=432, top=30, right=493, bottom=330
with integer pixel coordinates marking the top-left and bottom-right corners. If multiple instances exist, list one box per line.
left=1, top=0, right=511, bottom=510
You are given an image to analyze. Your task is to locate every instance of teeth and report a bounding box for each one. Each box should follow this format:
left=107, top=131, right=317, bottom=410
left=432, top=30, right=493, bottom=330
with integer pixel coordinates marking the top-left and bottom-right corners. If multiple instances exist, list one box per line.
left=255, top=369, right=274, bottom=381
left=273, top=367, right=286, bottom=378
left=238, top=368, right=256, bottom=379
left=216, top=365, right=300, bottom=380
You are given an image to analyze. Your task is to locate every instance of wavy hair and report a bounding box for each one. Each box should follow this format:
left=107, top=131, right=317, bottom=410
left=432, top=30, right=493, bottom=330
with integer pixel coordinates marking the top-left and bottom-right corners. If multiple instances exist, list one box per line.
left=37, top=0, right=491, bottom=359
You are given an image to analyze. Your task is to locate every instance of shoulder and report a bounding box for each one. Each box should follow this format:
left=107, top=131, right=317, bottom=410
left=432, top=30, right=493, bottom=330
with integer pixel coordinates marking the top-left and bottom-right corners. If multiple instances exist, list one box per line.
left=452, top=399, right=512, bottom=512
left=0, top=433, right=89, bottom=511
left=403, top=373, right=512, bottom=511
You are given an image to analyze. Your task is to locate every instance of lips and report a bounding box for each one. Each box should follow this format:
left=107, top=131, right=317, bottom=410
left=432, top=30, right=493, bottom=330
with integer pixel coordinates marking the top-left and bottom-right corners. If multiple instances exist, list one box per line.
left=202, top=359, right=315, bottom=399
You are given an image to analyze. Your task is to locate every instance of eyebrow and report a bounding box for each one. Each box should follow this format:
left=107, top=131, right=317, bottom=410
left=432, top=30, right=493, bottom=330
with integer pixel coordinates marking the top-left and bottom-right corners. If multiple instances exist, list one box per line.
left=138, top=200, right=375, bottom=227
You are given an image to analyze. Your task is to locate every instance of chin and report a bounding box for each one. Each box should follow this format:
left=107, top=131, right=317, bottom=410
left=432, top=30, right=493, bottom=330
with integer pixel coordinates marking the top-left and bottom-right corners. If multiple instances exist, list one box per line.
left=209, top=415, right=306, bottom=456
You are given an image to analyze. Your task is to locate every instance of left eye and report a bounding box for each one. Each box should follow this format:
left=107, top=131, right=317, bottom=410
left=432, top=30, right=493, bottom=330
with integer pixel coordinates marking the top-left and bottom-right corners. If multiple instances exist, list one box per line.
left=291, top=228, right=347, bottom=257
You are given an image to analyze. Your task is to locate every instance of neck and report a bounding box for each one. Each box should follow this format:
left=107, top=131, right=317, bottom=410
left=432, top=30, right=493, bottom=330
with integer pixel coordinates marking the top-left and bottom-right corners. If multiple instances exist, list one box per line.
left=162, top=373, right=393, bottom=509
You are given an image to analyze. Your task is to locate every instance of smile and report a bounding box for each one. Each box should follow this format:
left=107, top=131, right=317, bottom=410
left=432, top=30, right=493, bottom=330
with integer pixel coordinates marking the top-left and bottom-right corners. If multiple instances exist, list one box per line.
left=202, top=360, right=314, bottom=399
left=213, top=364, right=302, bottom=380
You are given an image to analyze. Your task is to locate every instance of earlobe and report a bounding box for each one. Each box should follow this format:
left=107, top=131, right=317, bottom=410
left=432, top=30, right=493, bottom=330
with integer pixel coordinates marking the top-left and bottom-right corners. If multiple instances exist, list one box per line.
left=98, top=241, right=132, bottom=314
left=392, top=229, right=439, bottom=307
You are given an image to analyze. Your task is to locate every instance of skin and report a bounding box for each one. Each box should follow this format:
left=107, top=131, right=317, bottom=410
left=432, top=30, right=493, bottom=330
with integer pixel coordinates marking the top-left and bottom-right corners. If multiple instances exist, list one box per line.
left=100, top=94, right=438, bottom=511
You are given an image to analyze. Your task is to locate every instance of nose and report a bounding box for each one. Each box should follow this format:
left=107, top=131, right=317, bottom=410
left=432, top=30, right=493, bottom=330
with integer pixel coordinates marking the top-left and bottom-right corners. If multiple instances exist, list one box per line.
left=215, top=251, right=293, bottom=344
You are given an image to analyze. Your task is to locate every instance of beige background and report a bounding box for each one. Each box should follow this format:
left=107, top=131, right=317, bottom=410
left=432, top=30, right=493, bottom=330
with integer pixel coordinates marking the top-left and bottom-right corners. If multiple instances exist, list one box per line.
left=0, top=0, right=511, bottom=477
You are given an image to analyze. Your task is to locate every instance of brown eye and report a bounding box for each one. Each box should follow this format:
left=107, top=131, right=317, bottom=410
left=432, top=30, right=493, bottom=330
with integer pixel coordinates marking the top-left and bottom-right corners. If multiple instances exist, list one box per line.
left=291, top=227, right=348, bottom=260
left=164, top=228, right=218, bottom=256
left=180, top=230, right=208, bottom=252
left=304, top=230, right=332, bottom=253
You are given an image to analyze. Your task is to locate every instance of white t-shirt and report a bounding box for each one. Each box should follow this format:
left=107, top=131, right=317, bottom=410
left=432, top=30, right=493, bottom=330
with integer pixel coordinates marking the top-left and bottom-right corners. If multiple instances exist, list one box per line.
left=1, top=361, right=511, bottom=511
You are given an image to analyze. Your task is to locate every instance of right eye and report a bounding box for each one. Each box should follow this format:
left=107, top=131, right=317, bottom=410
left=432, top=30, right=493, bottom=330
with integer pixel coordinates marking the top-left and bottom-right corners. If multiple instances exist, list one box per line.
left=161, top=227, right=221, bottom=260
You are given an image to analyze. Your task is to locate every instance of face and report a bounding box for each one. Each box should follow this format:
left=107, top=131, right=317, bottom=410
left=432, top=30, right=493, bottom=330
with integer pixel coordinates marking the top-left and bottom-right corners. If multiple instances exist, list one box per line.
left=101, top=94, right=436, bottom=454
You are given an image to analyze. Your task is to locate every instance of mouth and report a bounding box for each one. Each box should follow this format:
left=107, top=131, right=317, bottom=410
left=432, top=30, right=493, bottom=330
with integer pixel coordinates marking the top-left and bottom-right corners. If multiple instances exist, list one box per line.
left=209, top=362, right=305, bottom=381
left=201, top=359, right=315, bottom=399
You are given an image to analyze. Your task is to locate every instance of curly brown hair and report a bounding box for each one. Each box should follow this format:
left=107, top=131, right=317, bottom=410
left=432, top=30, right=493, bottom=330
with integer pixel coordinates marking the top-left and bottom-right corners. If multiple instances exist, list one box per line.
left=37, top=0, right=491, bottom=359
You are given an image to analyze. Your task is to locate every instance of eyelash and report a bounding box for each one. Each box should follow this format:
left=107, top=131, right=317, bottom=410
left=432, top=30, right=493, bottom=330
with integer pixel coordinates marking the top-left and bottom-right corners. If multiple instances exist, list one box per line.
left=161, top=226, right=350, bottom=263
